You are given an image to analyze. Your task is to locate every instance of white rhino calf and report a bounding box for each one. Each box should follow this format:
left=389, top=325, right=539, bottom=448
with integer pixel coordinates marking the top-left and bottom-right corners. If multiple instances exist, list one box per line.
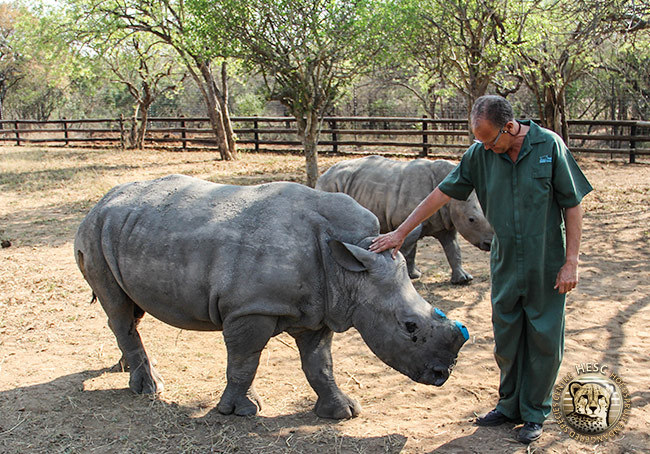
left=74, top=175, right=469, bottom=419
left=316, top=156, right=493, bottom=284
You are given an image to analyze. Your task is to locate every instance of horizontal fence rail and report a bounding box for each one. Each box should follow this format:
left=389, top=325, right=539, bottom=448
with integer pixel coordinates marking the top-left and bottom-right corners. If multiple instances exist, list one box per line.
left=0, top=116, right=648, bottom=162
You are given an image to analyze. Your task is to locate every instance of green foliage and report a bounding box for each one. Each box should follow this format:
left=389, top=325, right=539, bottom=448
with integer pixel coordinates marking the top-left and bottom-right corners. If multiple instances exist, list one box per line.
left=189, top=0, right=382, bottom=119
left=513, top=0, right=649, bottom=136
left=381, top=0, right=526, bottom=110
left=0, top=0, right=648, bottom=125
left=233, top=91, right=267, bottom=116
left=2, top=4, right=94, bottom=119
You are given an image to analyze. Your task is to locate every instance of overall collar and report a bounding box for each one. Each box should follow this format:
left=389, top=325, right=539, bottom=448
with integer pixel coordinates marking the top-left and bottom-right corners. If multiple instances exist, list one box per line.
left=500, top=120, right=545, bottom=164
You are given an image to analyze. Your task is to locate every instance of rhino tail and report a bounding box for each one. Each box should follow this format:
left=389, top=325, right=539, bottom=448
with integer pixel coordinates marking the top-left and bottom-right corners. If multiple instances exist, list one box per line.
left=76, top=249, right=97, bottom=304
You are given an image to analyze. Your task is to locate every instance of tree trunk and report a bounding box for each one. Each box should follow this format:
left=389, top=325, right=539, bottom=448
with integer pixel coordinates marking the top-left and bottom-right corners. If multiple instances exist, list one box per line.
left=129, top=104, right=140, bottom=149
left=542, top=84, right=569, bottom=143
left=219, top=61, right=237, bottom=155
left=424, top=85, right=438, bottom=120
left=198, top=62, right=235, bottom=161
left=464, top=74, right=490, bottom=142
left=0, top=80, right=7, bottom=129
left=296, top=111, right=320, bottom=188
left=135, top=106, right=149, bottom=150
left=465, top=95, right=474, bottom=142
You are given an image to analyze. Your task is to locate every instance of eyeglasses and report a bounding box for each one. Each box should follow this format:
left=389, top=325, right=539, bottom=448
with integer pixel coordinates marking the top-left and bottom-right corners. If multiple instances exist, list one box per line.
left=474, top=129, right=506, bottom=147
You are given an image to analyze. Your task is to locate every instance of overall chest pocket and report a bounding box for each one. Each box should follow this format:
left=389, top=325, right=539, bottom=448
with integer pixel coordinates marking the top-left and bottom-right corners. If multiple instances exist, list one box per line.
left=528, top=164, right=553, bottom=209
left=532, top=164, right=552, bottom=179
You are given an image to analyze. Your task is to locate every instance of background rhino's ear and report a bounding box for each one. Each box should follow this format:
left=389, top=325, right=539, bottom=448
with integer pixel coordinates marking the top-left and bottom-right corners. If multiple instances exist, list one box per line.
left=328, top=239, right=378, bottom=272
left=401, top=224, right=423, bottom=253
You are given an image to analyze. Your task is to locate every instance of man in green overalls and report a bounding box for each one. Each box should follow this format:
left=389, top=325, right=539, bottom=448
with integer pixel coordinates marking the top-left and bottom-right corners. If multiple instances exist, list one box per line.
left=370, top=95, right=592, bottom=444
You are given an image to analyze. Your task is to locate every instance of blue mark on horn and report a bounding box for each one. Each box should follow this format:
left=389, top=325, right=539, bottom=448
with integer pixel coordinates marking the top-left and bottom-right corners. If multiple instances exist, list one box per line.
left=434, top=307, right=447, bottom=319
left=454, top=320, right=469, bottom=342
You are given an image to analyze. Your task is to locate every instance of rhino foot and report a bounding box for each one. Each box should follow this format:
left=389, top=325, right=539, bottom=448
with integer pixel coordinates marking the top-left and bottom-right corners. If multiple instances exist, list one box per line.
left=408, top=267, right=422, bottom=280
left=314, top=393, right=361, bottom=419
left=450, top=269, right=473, bottom=285
left=128, top=361, right=164, bottom=394
left=217, top=387, right=262, bottom=416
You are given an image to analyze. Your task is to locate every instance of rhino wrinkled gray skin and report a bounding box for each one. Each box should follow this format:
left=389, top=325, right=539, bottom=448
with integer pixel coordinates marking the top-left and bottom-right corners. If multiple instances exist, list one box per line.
left=74, top=175, right=468, bottom=419
left=316, top=156, right=493, bottom=284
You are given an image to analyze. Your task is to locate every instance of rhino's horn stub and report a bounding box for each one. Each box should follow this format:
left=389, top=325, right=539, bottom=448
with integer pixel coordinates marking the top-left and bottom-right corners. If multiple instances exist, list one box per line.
left=434, top=307, right=447, bottom=319
left=454, top=320, right=469, bottom=342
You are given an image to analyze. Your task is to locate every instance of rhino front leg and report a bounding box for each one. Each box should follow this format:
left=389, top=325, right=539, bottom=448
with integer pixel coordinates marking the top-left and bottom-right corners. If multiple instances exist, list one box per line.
left=402, top=242, right=422, bottom=279
left=218, top=315, right=277, bottom=416
left=434, top=229, right=473, bottom=285
left=290, top=327, right=361, bottom=419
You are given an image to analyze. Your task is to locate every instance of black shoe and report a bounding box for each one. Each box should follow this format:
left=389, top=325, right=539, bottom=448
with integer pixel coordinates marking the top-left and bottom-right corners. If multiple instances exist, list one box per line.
left=474, top=409, right=516, bottom=427
left=517, top=422, right=543, bottom=444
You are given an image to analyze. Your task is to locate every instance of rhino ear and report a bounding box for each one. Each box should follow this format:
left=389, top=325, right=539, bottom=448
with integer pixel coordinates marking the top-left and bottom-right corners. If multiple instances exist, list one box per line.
left=328, top=239, right=378, bottom=272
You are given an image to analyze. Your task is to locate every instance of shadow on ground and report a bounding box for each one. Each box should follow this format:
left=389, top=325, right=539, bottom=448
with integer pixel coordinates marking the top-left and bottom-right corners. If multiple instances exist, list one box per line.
left=0, top=369, right=407, bottom=453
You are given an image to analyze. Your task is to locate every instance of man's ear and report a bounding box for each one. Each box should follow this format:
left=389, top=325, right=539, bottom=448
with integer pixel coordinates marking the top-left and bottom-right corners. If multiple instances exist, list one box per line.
left=329, top=239, right=379, bottom=272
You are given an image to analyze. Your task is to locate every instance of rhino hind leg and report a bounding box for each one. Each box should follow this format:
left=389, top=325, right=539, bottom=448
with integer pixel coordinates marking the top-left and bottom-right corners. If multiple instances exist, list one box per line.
left=290, top=327, right=361, bottom=419
left=435, top=230, right=473, bottom=285
left=403, top=243, right=422, bottom=280
left=217, top=314, right=277, bottom=416
left=91, top=277, right=164, bottom=394
left=109, top=305, right=146, bottom=372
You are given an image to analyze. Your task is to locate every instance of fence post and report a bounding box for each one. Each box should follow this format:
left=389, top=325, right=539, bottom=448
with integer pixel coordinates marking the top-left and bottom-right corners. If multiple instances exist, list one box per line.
left=421, top=115, right=428, bottom=157
left=14, top=120, right=20, bottom=146
left=180, top=115, right=187, bottom=151
left=119, top=115, right=126, bottom=150
left=62, top=117, right=69, bottom=146
left=630, top=122, right=637, bottom=164
left=330, top=119, right=338, bottom=154
left=253, top=115, right=259, bottom=153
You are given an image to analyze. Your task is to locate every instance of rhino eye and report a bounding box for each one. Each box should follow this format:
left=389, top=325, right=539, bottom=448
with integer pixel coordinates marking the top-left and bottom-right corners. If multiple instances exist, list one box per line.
left=469, top=217, right=475, bottom=223
left=405, top=322, right=418, bottom=333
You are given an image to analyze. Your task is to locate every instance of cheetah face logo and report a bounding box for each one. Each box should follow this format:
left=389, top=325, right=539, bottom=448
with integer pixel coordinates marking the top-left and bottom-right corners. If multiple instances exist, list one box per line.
left=569, top=382, right=613, bottom=420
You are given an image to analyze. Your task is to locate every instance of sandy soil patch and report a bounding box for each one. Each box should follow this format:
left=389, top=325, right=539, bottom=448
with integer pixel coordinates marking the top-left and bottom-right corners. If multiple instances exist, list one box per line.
left=1, top=146, right=648, bottom=453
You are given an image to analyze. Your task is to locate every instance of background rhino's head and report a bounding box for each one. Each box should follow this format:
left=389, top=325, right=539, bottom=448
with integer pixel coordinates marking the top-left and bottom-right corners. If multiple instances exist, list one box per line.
left=449, top=191, right=493, bottom=251
left=328, top=234, right=468, bottom=386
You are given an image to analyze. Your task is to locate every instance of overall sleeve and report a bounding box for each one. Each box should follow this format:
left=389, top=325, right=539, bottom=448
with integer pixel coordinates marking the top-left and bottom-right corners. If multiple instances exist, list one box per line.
left=438, top=149, right=476, bottom=201
left=552, top=140, right=593, bottom=208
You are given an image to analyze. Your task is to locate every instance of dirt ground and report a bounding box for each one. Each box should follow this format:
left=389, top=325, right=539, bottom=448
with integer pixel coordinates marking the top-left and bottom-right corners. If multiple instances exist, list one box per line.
left=0, top=146, right=648, bottom=454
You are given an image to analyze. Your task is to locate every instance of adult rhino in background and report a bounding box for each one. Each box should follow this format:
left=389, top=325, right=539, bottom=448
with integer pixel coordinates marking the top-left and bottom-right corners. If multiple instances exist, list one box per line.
left=74, top=174, right=469, bottom=419
left=316, top=156, right=493, bottom=284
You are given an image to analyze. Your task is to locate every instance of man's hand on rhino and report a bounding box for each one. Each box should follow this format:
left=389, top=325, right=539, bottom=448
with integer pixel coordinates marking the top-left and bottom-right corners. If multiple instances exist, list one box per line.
left=554, top=260, right=578, bottom=294
left=369, top=231, right=405, bottom=259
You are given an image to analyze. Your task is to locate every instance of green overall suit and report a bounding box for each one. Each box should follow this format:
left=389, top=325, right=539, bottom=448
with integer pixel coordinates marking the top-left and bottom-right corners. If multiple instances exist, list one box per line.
left=438, top=120, right=593, bottom=424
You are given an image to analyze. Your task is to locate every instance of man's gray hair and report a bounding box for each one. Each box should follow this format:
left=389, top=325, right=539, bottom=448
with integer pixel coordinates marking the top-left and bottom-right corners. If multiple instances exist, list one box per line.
left=471, top=95, right=514, bottom=129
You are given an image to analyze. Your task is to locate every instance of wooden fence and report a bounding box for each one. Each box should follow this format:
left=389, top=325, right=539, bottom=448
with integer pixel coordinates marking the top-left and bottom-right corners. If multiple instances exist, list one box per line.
left=1, top=116, right=648, bottom=162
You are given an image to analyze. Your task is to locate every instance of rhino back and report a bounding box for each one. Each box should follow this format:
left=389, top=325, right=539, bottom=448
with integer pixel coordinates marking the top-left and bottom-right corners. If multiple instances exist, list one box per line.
left=76, top=174, right=379, bottom=331
left=318, top=156, right=455, bottom=233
